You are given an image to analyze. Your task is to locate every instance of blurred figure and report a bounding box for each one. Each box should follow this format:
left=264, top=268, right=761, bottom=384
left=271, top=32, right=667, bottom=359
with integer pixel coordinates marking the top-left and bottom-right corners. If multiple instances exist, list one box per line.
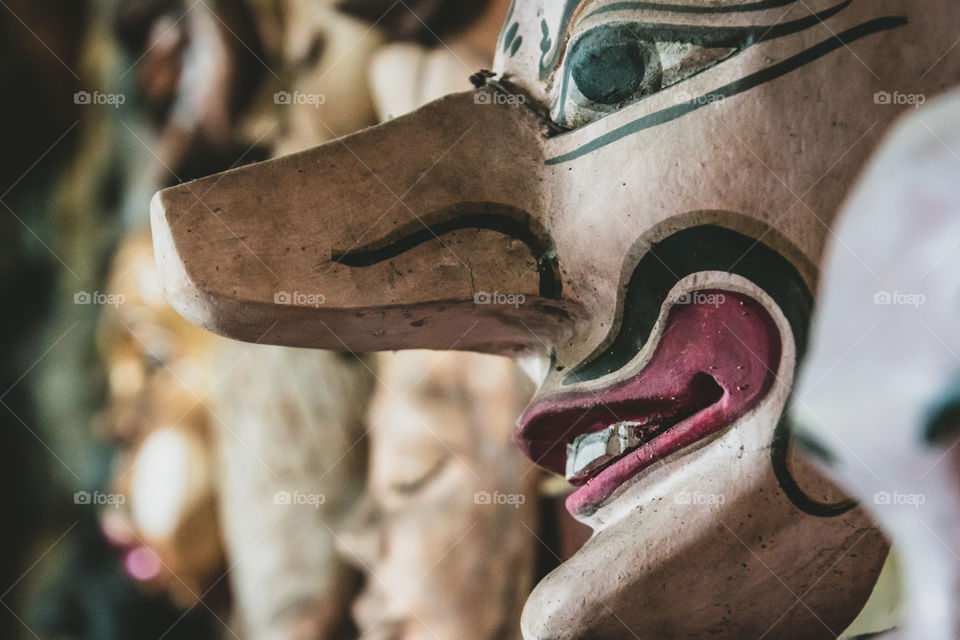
left=792, top=90, right=960, bottom=640
left=211, top=347, right=373, bottom=640
left=97, top=233, right=227, bottom=610
left=106, top=2, right=382, bottom=637
left=340, top=351, right=539, bottom=640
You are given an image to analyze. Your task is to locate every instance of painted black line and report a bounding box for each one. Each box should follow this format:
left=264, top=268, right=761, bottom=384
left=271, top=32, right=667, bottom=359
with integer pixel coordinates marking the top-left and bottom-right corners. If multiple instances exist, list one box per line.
left=591, top=0, right=803, bottom=16
left=332, top=205, right=562, bottom=299
left=610, top=0, right=850, bottom=49
left=546, top=17, right=908, bottom=164
left=503, top=22, right=519, bottom=53
left=565, top=225, right=810, bottom=383
left=772, top=415, right=857, bottom=517
left=563, top=224, right=853, bottom=517
left=553, top=0, right=851, bottom=125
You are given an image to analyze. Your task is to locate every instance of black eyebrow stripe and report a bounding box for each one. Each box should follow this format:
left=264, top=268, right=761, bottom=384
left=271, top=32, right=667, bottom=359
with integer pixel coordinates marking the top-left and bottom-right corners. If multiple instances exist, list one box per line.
left=539, top=0, right=807, bottom=80
left=547, top=16, right=908, bottom=164
left=331, top=204, right=562, bottom=299
left=614, top=0, right=851, bottom=48
left=591, top=0, right=802, bottom=15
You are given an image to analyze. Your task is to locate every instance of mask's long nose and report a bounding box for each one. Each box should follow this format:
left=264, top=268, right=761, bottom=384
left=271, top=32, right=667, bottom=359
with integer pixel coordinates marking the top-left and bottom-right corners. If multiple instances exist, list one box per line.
left=151, top=89, right=579, bottom=355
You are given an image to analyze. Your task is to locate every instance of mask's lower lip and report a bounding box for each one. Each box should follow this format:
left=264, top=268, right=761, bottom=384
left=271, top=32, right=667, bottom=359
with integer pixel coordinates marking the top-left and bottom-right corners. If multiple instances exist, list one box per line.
left=515, top=290, right=782, bottom=517
left=564, top=375, right=722, bottom=485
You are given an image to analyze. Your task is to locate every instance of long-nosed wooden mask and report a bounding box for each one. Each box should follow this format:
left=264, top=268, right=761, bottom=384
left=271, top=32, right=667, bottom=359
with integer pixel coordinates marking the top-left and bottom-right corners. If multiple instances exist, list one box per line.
left=153, top=2, right=960, bottom=638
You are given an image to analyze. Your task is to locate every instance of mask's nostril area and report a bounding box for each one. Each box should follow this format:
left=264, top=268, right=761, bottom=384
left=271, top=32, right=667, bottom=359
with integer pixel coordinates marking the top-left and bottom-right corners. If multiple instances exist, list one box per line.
left=689, top=371, right=725, bottom=406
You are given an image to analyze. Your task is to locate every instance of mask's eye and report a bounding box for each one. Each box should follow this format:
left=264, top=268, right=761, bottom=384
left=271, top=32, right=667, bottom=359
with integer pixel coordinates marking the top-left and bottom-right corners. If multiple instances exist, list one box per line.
left=568, top=24, right=663, bottom=107
left=555, top=22, right=737, bottom=128
left=550, top=1, right=858, bottom=129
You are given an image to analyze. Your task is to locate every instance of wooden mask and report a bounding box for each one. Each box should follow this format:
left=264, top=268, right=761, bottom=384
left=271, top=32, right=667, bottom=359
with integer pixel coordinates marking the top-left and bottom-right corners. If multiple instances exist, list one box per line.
left=151, top=1, right=960, bottom=637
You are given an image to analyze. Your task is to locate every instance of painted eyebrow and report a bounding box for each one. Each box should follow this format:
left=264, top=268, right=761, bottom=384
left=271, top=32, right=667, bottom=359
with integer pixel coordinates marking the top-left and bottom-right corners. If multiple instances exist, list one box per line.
left=593, top=0, right=850, bottom=48
left=540, top=0, right=825, bottom=80
left=590, top=0, right=802, bottom=15
left=332, top=203, right=562, bottom=299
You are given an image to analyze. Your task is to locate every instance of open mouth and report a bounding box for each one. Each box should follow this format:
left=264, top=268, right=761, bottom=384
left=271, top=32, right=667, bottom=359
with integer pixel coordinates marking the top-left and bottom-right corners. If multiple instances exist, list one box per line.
left=517, top=290, right=781, bottom=517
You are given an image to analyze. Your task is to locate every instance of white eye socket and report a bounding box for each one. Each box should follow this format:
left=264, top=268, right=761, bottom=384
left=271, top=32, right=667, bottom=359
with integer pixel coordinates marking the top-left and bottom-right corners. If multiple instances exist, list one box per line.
left=553, top=22, right=737, bottom=128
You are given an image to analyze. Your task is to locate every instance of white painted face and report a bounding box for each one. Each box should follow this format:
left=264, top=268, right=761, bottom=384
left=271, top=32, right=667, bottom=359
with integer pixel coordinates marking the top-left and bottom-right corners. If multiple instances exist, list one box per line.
left=487, top=1, right=960, bottom=637
left=150, top=0, right=960, bottom=637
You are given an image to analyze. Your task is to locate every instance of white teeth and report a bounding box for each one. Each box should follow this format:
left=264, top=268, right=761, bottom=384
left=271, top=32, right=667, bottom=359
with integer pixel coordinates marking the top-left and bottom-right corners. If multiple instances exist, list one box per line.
left=566, top=421, right=645, bottom=482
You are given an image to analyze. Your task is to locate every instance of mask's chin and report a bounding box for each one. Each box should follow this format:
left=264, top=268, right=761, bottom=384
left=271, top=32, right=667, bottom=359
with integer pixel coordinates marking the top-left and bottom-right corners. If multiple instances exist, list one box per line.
left=520, top=400, right=875, bottom=640
left=519, top=400, right=788, bottom=640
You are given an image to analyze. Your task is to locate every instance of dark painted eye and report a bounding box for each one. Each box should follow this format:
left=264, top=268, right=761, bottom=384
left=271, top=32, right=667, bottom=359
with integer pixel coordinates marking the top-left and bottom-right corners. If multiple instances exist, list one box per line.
left=556, top=23, right=663, bottom=127
left=569, top=25, right=653, bottom=105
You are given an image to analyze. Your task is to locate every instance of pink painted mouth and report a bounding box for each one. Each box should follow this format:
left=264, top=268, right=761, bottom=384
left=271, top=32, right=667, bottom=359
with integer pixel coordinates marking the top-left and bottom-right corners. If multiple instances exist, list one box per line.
left=516, top=290, right=781, bottom=517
